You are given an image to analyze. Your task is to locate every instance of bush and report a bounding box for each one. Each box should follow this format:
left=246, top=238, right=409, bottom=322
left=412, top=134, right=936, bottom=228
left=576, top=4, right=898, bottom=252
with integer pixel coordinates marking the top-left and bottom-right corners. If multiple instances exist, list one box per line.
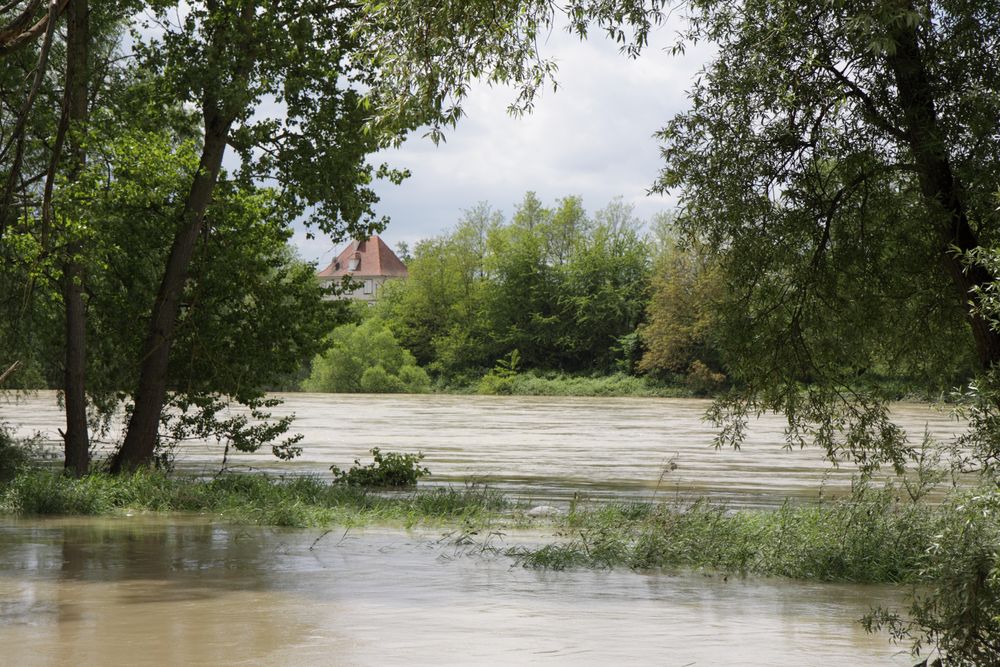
left=303, top=319, right=430, bottom=393
left=330, top=448, right=430, bottom=487
left=359, top=365, right=405, bottom=392
left=4, top=471, right=112, bottom=515
left=0, top=422, right=38, bottom=483
left=863, top=489, right=1000, bottom=666
left=477, top=350, right=520, bottom=395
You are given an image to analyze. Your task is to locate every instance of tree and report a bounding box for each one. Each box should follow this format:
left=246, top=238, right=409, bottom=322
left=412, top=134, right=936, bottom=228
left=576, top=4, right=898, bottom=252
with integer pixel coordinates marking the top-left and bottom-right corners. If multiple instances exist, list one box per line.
left=109, top=0, right=421, bottom=471
left=60, top=126, right=336, bottom=459
left=559, top=213, right=651, bottom=371
left=650, top=0, right=996, bottom=468
left=303, top=318, right=430, bottom=393
left=377, top=205, right=499, bottom=378
left=638, top=235, right=725, bottom=383
left=484, top=196, right=563, bottom=368
left=542, top=195, right=590, bottom=266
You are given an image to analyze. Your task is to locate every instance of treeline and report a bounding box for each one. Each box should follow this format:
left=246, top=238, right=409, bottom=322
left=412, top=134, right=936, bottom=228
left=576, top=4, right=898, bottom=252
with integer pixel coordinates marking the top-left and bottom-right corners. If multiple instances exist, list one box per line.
left=305, top=192, right=728, bottom=394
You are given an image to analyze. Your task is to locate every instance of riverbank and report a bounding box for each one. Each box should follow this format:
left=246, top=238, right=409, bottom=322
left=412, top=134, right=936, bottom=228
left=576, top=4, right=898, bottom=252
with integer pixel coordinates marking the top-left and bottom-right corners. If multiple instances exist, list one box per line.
left=467, top=371, right=693, bottom=398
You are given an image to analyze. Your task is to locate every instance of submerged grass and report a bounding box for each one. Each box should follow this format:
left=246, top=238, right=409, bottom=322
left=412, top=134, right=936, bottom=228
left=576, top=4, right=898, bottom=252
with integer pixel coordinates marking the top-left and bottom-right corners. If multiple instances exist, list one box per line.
left=0, top=469, right=511, bottom=529
left=509, top=486, right=942, bottom=584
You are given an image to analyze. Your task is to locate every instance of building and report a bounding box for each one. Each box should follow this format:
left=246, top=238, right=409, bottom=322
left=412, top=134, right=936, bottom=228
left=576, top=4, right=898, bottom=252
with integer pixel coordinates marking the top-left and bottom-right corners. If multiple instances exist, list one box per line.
left=316, top=235, right=408, bottom=304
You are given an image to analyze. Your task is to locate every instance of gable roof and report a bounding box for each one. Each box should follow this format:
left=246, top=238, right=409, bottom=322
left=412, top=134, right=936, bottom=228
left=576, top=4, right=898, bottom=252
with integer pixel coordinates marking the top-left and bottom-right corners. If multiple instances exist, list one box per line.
left=317, top=235, right=409, bottom=279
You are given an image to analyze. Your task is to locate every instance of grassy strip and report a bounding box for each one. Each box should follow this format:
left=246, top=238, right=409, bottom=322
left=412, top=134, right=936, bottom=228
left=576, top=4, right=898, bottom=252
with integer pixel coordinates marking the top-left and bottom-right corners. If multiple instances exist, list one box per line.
left=510, top=488, right=946, bottom=584
left=500, top=372, right=690, bottom=397
left=0, top=469, right=511, bottom=529
left=455, top=371, right=692, bottom=397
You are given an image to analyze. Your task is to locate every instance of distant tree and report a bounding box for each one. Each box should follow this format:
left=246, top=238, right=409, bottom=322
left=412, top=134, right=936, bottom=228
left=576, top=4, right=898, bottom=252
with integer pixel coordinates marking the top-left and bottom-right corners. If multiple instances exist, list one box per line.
left=303, top=319, right=430, bottom=393
left=560, top=218, right=651, bottom=371
left=638, top=236, right=725, bottom=382
left=543, top=195, right=590, bottom=266
left=483, top=206, right=562, bottom=368
left=512, top=191, right=551, bottom=231
left=394, top=241, right=412, bottom=264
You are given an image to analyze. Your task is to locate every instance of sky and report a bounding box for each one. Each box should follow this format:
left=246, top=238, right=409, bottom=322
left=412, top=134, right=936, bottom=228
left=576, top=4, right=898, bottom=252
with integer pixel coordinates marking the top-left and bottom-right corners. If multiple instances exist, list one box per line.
left=293, top=19, right=714, bottom=268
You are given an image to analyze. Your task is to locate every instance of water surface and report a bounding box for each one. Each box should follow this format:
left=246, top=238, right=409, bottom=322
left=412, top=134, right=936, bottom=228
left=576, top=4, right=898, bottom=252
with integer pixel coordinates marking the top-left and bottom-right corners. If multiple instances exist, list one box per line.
left=2, top=391, right=967, bottom=507
left=0, top=515, right=913, bottom=666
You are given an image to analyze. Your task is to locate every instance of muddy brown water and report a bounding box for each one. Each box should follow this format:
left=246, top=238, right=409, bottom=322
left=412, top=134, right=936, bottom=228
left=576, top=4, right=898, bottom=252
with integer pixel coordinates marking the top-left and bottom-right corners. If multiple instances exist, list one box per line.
left=1, top=391, right=967, bottom=507
left=0, top=515, right=913, bottom=666
left=0, top=392, right=962, bottom=664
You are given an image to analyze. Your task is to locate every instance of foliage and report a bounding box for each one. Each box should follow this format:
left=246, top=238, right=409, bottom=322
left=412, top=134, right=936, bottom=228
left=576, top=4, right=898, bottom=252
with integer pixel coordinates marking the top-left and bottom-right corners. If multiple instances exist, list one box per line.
left=862, top=490, right=1000, bottom=666
left=477, top=350, right=521, bottom=395
left=377, top=193, right=655, bottom=385
left=354, top=0, right=664, bottom=141
left=156, top=394, right=304, bottom=470
left=71, top=131, right=337, bottom=401
left=303, top=318, right=431, bottom=393
left=375, top=202, right=499, bottom=376
left=510, top=483, right=935, bottom=583
left=639, top=235, right=725, bottom=382
left=653, top=0, right=994, bottom=474
left=0, top=422, right=41, bottom=483
left=57, top=129, right=337, bottom=468
left=0, top=469, right=506, bottom=527
left=329, top=447, right=430, bottom=487
left=475, top=371, right=688, bottom=398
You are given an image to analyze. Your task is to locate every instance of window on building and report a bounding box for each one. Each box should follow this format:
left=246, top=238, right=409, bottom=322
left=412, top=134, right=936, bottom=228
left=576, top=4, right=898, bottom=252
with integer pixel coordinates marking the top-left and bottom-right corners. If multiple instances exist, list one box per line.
left=363, top=279, right=373, bottom=294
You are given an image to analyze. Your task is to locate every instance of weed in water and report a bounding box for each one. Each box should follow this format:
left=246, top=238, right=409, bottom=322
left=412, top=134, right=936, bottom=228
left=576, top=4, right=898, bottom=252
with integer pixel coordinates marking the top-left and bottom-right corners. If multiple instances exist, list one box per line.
left=330, top=448, right=430, bottom=487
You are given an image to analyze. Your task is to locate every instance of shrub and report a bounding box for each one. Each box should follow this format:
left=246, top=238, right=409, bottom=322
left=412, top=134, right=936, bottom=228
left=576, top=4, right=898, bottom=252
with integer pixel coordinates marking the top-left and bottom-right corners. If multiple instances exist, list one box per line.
left=330, top=448, right=430, bottom=487
left=303, top=319, right=430, bottom=393
left=477, top=350, right=520, bottom=395
left=0, top=422, right=39, bottom=482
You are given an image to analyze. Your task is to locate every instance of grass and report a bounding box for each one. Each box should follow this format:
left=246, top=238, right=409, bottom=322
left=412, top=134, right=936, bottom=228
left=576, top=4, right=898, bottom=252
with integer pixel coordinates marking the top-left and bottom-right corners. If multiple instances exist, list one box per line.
left=507, top=486, right=942, bottom=584
left=0, top=469, right=511, bottom=529
left=0, top=465, right=985, bottom=589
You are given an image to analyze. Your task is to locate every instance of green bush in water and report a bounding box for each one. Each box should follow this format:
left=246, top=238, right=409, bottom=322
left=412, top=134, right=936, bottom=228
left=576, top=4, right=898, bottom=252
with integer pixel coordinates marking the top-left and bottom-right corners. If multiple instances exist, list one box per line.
left=303, top=319, right=430, bottom=393
left=330, top=448, right=429, bottom=487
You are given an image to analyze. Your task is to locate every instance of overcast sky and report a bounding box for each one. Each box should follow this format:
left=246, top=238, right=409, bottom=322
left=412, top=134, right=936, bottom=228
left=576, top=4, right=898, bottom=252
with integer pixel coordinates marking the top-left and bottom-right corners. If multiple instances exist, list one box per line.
left=293, top=20, right=714, bottom=267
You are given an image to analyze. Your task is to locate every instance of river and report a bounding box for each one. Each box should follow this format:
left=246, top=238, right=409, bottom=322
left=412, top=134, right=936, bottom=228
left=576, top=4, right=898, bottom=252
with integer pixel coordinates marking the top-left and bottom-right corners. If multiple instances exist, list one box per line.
left=0, top=391, right=963, bottom=664
left=0, top=515, right=912, bottom=666
left=2, top=391, right=966, bottom=507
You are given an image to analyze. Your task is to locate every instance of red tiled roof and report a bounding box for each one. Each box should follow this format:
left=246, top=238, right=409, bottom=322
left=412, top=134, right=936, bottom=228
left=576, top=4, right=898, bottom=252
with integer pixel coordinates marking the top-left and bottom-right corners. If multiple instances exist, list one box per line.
left=317, top=235, right=409, bottom=279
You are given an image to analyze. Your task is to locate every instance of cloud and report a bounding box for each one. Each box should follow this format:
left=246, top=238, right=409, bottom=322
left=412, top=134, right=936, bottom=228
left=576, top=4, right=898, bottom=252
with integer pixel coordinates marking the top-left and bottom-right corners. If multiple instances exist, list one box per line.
left=296, top=20, right=713, bottom=263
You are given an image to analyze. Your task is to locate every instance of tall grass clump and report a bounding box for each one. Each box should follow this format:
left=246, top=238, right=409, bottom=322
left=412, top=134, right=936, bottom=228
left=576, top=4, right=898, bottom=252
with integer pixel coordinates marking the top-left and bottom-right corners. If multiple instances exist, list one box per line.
left=3, top=471, right=115, bottom=515
left=512, top=483, right=937, bottom=584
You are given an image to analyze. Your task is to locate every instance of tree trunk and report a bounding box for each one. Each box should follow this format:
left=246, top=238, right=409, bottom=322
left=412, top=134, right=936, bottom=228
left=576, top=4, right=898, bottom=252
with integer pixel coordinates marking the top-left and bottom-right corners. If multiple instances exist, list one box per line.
left=61, top=0, right=89, bottom=477
left=109, top=124, right=229, bottom=473
left=887, top=9, right=1000, bottom=371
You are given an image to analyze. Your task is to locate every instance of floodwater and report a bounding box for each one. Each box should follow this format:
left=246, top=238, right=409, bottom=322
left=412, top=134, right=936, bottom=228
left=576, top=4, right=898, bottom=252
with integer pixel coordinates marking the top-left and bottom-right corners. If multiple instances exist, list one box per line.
left=0, top=515, right=913, bottom=666
left=1, top=391, right=967, bottom=507
left=0, top=392, right=960, bottom=664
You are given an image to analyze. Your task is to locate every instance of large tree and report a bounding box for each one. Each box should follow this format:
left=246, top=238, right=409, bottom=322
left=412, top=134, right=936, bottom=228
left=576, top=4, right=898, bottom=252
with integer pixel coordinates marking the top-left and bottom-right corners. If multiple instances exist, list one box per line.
left=653, top=0, right=997, bottom=468
left=109, top=0, right=418, bottom=471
